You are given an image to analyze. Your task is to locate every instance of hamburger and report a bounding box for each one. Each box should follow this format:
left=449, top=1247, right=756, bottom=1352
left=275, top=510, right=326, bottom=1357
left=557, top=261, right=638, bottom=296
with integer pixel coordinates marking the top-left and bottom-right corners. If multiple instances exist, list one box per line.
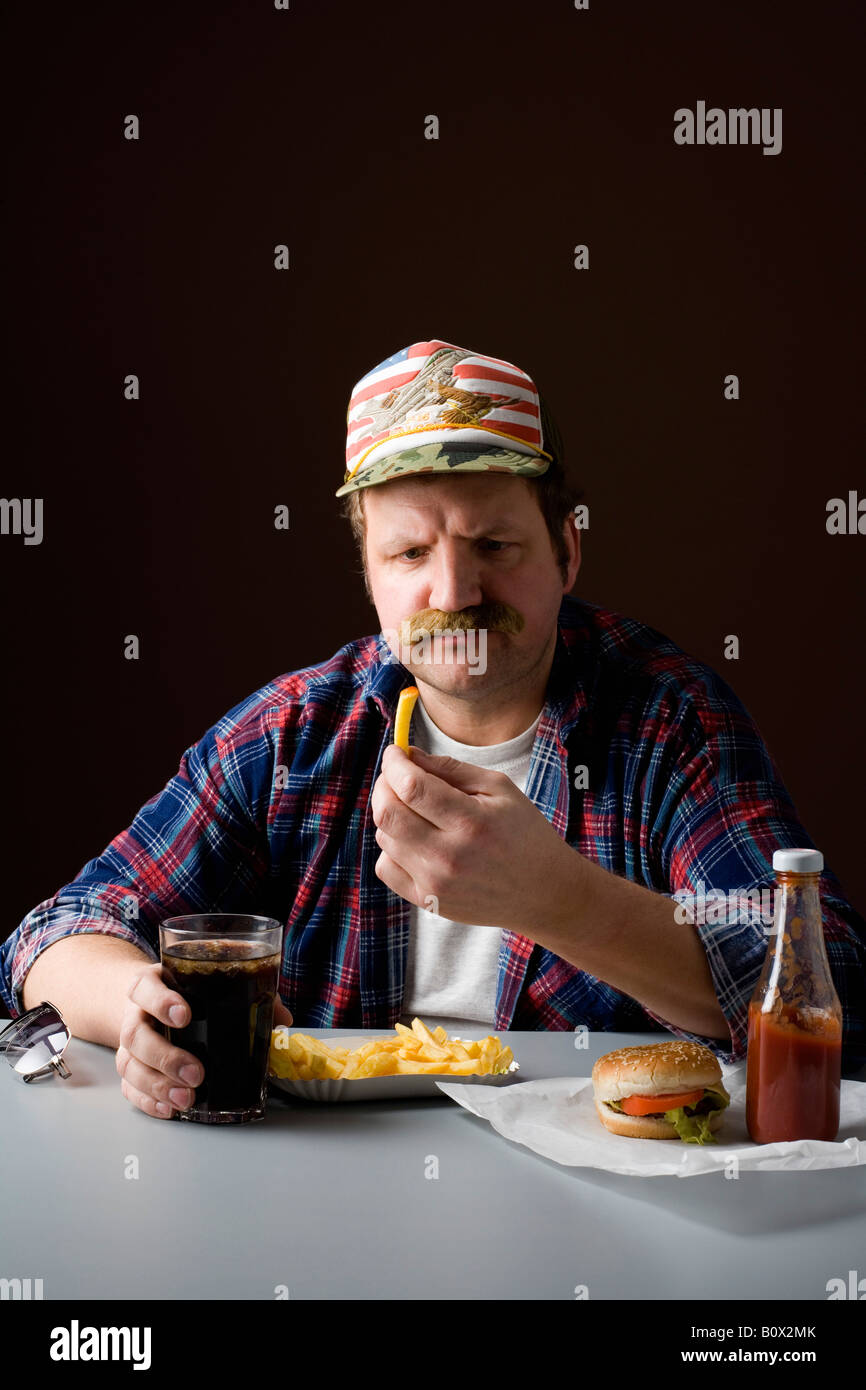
left=592, top=1040, right=730, bottom=1143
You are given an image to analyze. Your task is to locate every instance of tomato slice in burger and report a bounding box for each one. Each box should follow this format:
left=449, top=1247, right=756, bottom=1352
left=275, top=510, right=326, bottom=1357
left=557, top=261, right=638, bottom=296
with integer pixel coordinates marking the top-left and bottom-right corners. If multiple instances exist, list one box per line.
left=620, top=1089, right=704, bottom=1115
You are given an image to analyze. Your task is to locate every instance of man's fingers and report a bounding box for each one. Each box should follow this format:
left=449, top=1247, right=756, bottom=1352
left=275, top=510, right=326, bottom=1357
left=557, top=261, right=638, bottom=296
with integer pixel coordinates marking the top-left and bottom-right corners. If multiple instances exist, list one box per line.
left=117, top=1048, right=196, bottom=1113
left=119, top=1073, right=180, bottom=1121
left=126, top=960, right=191, bottom=1028
left=380, top=744, right=488, bottom=829
left=397, top=744, right=499, bottom=794
left=273, top=998, right=293, bottom=1026
left=373, top=775, right=441, bottom=845
left=374, top=850, right=421, bottom=905
left=118, top=1010, right=203, bottom=1087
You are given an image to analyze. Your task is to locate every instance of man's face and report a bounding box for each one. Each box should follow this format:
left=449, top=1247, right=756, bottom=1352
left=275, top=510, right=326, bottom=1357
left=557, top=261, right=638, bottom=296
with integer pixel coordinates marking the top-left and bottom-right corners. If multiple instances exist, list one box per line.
left=362, top=472, right=581, bottom=701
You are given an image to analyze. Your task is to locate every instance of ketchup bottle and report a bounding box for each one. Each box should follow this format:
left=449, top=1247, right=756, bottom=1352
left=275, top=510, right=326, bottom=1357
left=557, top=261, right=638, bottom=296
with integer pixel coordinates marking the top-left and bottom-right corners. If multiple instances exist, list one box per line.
left=746, top=849, right=842, bottom=1143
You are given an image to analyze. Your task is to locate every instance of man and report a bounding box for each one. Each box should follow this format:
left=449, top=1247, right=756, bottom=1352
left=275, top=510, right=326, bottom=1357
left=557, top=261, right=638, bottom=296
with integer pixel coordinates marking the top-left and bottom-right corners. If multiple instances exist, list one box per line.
left=2, top=339, right=864, bottom=1121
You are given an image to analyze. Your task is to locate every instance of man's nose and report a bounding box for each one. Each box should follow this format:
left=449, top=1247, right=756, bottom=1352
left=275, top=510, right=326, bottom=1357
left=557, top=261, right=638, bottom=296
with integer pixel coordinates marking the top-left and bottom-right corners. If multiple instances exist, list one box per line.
left=425, top=546, right=484, bottom=616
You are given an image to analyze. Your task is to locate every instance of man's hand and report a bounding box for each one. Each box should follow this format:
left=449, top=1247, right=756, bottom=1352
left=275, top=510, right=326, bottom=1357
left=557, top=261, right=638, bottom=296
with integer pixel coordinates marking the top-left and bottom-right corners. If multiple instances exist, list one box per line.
left=371, top=743, right=572, bottom=930
left=115, top=961, right=293, bottom=1120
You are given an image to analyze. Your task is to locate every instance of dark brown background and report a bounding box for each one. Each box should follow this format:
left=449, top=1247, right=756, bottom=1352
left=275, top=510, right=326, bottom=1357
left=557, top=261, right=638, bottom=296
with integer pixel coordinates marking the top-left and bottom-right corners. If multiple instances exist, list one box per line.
left=2, top=0, right=864, bottom=985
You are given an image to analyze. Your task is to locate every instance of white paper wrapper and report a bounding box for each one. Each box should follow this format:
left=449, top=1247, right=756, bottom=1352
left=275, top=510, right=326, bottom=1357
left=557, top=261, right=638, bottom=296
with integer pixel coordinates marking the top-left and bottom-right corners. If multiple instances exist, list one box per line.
left=435, top=1064, right=866, bottom=1177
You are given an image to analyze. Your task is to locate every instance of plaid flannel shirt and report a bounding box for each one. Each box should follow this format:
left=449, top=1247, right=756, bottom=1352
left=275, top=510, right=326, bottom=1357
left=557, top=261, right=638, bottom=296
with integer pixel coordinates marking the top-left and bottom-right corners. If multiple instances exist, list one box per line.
left=2, top=595, right=864, bottom=1066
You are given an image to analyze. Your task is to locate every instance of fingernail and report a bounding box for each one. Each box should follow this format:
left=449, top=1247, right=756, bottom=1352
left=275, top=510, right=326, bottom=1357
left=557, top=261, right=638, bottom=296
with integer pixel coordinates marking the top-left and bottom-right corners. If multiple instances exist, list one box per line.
left=156, top=1101, right=172, bottom=1116
left=179, top=1065, right=200, bottom=1085
left=170, top=1087, right=191, bottom=1106
left=169, top=1006, right=187, bottom=1024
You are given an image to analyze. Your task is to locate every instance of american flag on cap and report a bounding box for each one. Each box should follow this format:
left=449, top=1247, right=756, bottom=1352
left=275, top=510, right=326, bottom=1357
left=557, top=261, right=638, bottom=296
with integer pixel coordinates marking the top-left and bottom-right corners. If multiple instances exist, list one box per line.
left=334, top=339, right=553, bottom=497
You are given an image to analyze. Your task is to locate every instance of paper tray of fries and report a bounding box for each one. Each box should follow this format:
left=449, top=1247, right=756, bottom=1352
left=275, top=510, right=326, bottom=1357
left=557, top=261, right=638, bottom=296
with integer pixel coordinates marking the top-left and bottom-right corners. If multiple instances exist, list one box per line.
left=267, top=1018, right=520, bottom=1102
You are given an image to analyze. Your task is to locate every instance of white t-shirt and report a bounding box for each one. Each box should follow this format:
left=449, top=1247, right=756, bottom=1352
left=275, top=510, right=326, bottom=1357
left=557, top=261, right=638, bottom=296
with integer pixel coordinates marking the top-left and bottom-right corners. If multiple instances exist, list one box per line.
left=397, top=695, right=543, bottom=1037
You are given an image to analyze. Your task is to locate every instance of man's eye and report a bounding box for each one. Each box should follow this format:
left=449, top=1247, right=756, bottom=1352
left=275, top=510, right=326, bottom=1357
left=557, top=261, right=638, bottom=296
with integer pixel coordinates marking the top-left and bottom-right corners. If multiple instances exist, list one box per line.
left=396, top=540, right=510, bottom=560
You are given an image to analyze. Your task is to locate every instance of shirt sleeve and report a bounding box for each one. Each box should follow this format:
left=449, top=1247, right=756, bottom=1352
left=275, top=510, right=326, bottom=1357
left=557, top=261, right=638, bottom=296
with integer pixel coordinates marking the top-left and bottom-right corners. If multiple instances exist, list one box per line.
left=0, top=720, right=272, bottom=1019
left=639, top=682, right=866, bottom=1069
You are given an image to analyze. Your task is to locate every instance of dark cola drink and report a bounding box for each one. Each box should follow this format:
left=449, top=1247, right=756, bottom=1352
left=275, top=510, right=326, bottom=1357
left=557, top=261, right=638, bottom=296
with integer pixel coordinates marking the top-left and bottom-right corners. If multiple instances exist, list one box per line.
left=162, top=938, right=280, bottom=1123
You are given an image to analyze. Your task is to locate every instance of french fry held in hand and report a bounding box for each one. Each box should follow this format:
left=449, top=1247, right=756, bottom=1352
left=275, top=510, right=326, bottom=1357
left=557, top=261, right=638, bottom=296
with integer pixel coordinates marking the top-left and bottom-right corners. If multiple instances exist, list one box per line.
left=269, top=1016, right=515, bottom=1081
left=394, top=685, right=419, bottom=753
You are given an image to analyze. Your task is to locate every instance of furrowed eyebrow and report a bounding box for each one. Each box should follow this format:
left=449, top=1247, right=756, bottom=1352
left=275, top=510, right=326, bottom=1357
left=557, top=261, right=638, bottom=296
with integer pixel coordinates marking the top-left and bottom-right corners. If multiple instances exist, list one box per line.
left=385, top=523, right=521, bottom=547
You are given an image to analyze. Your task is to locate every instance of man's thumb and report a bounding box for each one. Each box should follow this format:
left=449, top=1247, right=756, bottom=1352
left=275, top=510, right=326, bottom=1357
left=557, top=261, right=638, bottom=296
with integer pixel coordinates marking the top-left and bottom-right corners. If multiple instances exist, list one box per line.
left=273, top=997, right=294, bottom=1027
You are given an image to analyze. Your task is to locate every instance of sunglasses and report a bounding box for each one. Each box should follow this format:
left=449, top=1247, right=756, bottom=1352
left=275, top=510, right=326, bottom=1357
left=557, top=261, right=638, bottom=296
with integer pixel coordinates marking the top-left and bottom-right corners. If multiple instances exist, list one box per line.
left=0, top=1002, right=71, bottom=1082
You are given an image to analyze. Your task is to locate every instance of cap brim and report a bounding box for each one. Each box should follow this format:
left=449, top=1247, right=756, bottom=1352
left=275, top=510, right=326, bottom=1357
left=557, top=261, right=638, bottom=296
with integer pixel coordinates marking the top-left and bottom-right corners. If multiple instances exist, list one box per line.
left=334, top=443, right=550, bottom=497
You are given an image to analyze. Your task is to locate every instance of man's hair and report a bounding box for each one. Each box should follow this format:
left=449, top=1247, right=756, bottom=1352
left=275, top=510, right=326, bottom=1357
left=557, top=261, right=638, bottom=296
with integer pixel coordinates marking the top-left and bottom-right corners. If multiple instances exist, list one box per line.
left=339, top=458, right=585, bottom=596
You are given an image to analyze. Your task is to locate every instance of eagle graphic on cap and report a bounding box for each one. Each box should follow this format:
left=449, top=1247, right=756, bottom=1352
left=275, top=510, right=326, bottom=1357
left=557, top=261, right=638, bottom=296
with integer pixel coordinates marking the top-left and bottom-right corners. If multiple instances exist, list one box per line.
left=373, top=347, right=521, bottom=433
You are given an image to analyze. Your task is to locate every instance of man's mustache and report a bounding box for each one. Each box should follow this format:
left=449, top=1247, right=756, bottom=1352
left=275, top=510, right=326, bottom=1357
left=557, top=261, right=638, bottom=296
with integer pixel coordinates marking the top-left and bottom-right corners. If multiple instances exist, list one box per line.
left=401, top=603, right=524, bottom=641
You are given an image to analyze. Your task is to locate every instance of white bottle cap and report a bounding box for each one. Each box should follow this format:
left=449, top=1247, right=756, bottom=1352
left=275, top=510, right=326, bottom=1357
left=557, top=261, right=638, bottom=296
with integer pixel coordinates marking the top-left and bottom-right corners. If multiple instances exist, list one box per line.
left=773, top=848, right=823, bottom=874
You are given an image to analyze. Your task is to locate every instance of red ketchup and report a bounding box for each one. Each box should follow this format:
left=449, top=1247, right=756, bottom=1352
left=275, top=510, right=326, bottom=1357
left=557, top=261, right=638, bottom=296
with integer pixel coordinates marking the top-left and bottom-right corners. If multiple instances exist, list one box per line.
left=745, top=849, right=842, bottom=1144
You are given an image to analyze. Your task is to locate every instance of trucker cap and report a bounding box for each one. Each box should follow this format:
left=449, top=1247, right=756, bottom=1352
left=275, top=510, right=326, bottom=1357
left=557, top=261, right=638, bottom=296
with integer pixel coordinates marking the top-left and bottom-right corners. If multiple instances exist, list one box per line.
left=335, top=338, right=558, bottom=497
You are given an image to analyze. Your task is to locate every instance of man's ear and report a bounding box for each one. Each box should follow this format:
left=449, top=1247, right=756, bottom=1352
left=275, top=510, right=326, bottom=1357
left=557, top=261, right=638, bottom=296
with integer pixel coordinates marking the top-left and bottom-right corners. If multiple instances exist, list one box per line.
left=562, top=512, right=581, bottom=591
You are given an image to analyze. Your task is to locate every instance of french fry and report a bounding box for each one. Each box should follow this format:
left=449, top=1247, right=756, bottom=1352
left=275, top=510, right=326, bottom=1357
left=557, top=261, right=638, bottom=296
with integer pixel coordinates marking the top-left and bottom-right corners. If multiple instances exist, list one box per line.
left=339, top=1055, right=365, bottom=1079
left=411, top=1018, right=439, bottom=1048
left=433, top=1058, right=482, bottom=1075
left=268, top=1043, right=298, bottom=1079
left=359, top=1053, right=399, bottom=1077
left=394, top=686, right=419, bottom=753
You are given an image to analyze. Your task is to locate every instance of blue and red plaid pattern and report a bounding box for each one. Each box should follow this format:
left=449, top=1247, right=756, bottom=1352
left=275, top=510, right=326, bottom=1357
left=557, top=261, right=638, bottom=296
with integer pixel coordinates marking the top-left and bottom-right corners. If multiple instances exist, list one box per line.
left=2, top=595, right=864, bottom=1066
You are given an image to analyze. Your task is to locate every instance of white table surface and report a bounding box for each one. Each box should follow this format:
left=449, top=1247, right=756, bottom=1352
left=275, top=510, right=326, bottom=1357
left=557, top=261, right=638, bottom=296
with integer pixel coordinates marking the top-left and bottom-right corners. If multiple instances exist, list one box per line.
left=2, top=1029, right=864, bottom=1301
